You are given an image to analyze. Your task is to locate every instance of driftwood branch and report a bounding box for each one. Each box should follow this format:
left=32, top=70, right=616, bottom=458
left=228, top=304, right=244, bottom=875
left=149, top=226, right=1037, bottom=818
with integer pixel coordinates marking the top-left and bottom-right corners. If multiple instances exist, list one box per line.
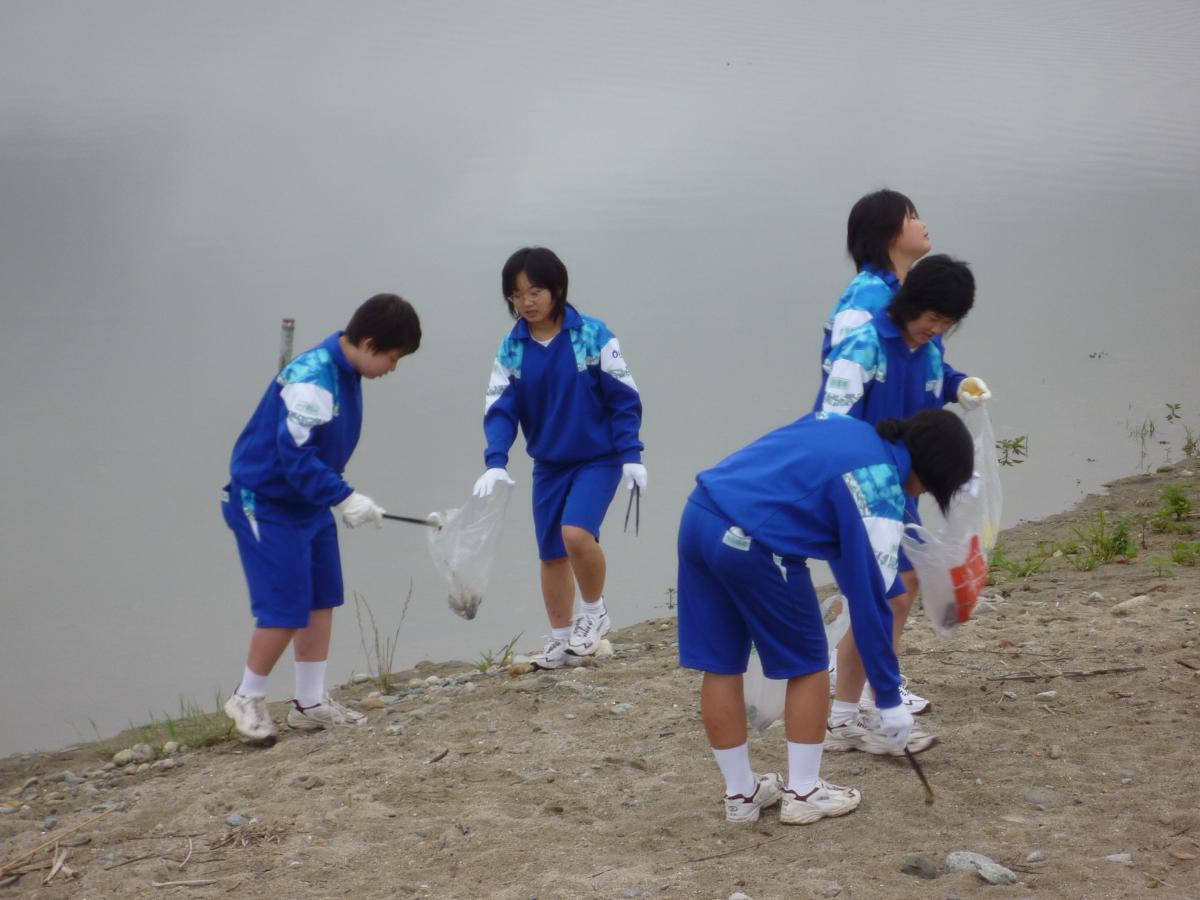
left=988, top=665, right=1145, bottom=682
left=0, top=808, right=114, bottom=875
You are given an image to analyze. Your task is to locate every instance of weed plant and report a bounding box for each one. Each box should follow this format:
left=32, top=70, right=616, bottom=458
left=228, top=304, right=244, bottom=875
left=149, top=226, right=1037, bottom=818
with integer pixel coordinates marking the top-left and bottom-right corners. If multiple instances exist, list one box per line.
left=1071, top=509, right=1137, bottom=568
left=475, top=632, right=523, bottom=672
left=1170, top=541, right=1200, bottom=566
left=355, top=582, right=414, bottom=695
left=105, top=693, right=233, bottom=753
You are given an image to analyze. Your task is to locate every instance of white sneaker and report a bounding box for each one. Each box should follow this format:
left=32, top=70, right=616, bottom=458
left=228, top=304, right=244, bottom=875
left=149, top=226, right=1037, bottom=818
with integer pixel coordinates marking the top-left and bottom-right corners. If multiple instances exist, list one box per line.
left=724, top=772, right=783, bottom=823
left=287, top=694, right=367, bottom=731
left=530, top=635, right=569, bottom=670
left=780, top=779, right=861, bottom=825
left=224, top=692, right=277, bottom=742
left=899, top=675, right=931, bottom=715
left=824, top=714, right=937, bottom=756
left=566, top=610, right=611, bottom=657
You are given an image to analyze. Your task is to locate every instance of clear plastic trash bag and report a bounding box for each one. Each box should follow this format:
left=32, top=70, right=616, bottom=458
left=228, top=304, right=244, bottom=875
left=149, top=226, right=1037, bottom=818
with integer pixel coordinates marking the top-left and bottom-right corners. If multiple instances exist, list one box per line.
left=902, top=407, right=1003, bottom=635
left=427, top=483, right=512, bottom=620
left=743, top=594, right=850, bottom=732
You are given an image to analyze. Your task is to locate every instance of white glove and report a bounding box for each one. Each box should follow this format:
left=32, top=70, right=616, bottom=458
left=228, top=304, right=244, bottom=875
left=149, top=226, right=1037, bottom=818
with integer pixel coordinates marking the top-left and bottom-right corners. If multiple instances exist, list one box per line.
left=877, top=703, right=914, bottom=752
left=622, top=463, right=648, bottom=493
left=958, top=376, right=992, bottom=410
left=472, top=467, right=515, bottom=498
left=335, top=491, right=385, bottom=529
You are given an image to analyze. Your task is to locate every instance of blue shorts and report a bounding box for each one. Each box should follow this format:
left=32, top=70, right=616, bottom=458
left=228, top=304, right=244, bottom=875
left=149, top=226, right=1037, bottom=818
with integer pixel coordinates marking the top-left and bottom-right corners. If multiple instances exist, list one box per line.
left=222, top=488, right=344, bottom=629
left=531, top=457, right=623, bottom=560
left=676, top=496, right=829, bottom=679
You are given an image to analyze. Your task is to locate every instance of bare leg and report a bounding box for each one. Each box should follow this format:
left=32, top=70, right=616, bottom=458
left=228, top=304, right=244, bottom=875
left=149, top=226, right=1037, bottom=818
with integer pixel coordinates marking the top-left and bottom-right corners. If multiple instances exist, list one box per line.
left=562, top=525, right=606, bottom=603
left=293, top=608, right=333, bottom=662
left=784, top=670, right=830, bottom=743
left=540, top=557, right=575, bottom=628
left=890, top=570, right=919, bottom=646
left=701, top=672, right=747, bottom=749
left=836, top=569, right=921, bottom=703
left=246, top=627, right=296, bottom=676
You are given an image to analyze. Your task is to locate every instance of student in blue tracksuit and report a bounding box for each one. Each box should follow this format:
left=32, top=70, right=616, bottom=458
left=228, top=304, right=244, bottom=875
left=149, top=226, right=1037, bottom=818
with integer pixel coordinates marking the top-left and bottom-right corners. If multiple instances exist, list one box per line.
left=818, top=189, right=970, bottom=404
left=472, top=247, right=646, bottom=670
left=678, top=410, right=974, bottom=824
left=819, top=255, right=991, bottom=753
left=221, top=294, right=422, bottom=743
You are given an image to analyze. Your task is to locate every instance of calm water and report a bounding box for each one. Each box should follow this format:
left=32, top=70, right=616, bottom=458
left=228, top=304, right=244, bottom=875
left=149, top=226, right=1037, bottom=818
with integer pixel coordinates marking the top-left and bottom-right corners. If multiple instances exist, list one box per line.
left=2, top=1, right=1198, bottom=757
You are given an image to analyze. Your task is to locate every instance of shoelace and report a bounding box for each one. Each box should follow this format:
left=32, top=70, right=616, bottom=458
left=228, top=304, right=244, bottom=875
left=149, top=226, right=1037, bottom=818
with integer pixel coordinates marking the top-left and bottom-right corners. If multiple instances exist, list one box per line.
left=572, top=616, right=596, bottom=638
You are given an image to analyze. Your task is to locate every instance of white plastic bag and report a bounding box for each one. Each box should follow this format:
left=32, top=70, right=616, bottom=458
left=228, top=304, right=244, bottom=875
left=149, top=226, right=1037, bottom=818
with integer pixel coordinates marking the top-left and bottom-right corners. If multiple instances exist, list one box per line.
left=902, top=407, right=1002, bottom=635
left=743, top=594, right=850, bottom=732
left=427, top=483, right=512, bottom=620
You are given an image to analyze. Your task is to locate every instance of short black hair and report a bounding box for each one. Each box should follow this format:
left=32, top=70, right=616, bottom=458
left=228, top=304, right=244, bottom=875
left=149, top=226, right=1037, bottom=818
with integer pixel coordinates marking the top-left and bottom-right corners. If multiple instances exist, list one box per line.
left=887, top=254, right=975, bottom=327
left=345, top=293, right=421, bottom=353
left=501, top=247, right=569, bottom=321
left=876, top=409, right=975, bottom=514
left=847, top=189, right=918, bottom=273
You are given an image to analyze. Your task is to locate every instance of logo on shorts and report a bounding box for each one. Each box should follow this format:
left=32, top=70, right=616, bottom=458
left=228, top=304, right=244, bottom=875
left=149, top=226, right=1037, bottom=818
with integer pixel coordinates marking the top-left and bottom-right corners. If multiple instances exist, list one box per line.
left=722, top=527, right=751, bottom=551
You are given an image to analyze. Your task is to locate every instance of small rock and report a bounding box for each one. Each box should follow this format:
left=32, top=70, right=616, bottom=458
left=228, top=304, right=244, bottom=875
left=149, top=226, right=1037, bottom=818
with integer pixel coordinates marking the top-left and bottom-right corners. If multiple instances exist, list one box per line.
left=564, top=713, right=576, bottom=720
left=1105, top=852, right=1132, bottom=864
left=162, top=741, right=179, bottom=755
left=595, top=639, right=614, bottom=658
left=43, top=815, right=59, bottom=830
left=1157, top=464, right=1175, bottom=473
left=1003, top=691, right=1019, bottom=701
left=97, top=851, right=124, bottom=867
left=112, top=749, right=134, bottom=766
left=622, top=890, right=646, bottom=898
left=610, top=703, right=634, bottom=715
left=487, top=724, right=498, bottom=733
left=945, top=851, right=1017, bottom=885
left=1087, top=592, right=1105, bottom=604
left=136, top=763, right=151, bottom=774
left=659, top=622, right=671, bottom=631
left=227, top=813, right=250, bottom=828
left=1048, top=745, right=1063, bottom=759
left=406, top=677, right=424, bottom=687
left=901, top=855, right=939, bottom=879
left=975, top=778, right=983, bottom=785
left=850, top=766, right=862, bottom=776
left=1026, top=850, right=1045, bottom=862
left=462, top=683, right=477, bottom=693
left=1119, top=769, right=1136, bottom=781
left=130, top=743, right=155, bottom=762
left=360, top=696, right=389, bottom=709
left=1024, top=786, right=1059, bottom=809
left=1111, top=595, right=1148, bottom=616
left=295, top=774, right=324, bottom=790
left=18, top=776, right=39, bottom=792
left=53, top=770, right=84, bottom=785
left=385, top=724, right=403, bottom=736
left=45, top=791, right=66, bottom=802
left=424, top=675, right=441, bottom=686
left=729, top=894, right=753, bottom=900
left=351, top=672, right=371, bottom=684
left=1035, top=690, right=1057, bottom=700
left=152, top=758, right=178, bottom=770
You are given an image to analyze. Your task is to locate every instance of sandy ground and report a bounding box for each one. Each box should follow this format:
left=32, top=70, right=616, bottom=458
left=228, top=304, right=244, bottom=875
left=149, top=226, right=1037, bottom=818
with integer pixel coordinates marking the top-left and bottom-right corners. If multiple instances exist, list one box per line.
left=2, top=463, right=1199, bottom=899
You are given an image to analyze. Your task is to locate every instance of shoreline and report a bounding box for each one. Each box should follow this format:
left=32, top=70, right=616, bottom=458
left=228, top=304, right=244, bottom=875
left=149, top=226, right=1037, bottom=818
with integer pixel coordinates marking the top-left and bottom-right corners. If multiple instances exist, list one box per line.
left=2, top=462, right=1198, bottom=898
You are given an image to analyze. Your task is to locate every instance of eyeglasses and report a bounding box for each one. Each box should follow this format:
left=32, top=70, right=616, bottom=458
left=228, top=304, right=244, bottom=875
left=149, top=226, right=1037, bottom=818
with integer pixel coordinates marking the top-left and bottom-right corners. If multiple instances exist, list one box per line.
left=508, top=287, right=549, bottom=304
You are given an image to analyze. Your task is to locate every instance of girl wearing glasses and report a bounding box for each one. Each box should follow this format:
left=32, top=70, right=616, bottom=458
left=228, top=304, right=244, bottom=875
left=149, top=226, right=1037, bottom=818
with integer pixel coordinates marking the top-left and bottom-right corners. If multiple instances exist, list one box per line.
left=472, top=247, right=646, bottom=670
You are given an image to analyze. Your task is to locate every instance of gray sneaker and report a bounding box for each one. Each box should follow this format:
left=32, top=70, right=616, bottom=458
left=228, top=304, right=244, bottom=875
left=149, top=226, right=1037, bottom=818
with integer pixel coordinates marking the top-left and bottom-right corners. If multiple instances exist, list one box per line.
left=824, top=714, right=937, bottom=756
left=287, top=694, right=367, bottom=731
left=224, top=692, right=277, bottom=742
left=724, top=772, right=784, bottom=823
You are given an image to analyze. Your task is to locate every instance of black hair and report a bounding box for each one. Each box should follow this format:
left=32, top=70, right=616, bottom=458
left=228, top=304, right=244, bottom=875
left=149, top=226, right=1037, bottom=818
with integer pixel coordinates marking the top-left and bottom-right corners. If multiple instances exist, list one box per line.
left=887, top=254, right=975, bottom=327
left=876, top=409, right=974, bottom=515
left=847, top=189, right=918, bottom=273
left=345, top=293, right=422, bottom=353
left=501, top=247, right=569, bottom=321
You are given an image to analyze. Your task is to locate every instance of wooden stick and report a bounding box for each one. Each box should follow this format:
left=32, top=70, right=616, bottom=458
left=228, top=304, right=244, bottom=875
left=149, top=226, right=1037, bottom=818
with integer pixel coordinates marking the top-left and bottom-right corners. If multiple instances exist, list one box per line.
left=684, top=835, right=786, bottom=864
left=0, top=808, right=114, bottom=874
left=42, top=847, right=67, bottom=885
left=988, top=664, right=1146, bottom=682
left=179, top=838, right=193, bottom=869
left=153, top=879, right=220, bottom=888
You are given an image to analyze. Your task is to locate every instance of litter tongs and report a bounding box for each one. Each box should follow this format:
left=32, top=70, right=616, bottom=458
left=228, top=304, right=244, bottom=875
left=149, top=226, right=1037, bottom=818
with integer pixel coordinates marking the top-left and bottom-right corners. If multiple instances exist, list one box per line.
left=623, top=484, right=641, bottom=536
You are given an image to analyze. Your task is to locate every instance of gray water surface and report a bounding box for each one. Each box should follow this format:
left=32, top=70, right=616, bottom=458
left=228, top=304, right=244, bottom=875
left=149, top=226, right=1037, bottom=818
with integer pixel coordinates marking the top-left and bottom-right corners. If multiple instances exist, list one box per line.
left=2, top=1, right=1198, bottom=756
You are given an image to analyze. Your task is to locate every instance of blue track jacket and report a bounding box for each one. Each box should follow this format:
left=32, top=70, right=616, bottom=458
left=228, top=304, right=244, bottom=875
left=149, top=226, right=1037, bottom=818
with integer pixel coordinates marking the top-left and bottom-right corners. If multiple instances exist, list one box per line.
left=818, top=264, right=965, bottom=402
left=483, top=305, right=643, bottom=469
left=817, top=312, right=965, bottom=423
left=692, top=413, right=907, bottom=708
left=229, top=332, right=360, bottom=520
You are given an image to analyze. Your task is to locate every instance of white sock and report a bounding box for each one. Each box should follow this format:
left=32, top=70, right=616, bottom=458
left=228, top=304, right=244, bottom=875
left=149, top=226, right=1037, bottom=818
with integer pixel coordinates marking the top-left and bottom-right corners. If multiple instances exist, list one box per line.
left=551, top=625, right=572, bottom=641
left=580, top=597, right=605, bottom=616
left=787, top=741, right=824, bottom=796
left=238, top=667, right=269, bottom=698
left=829, top=700, right=859, bottom=727
left=295, top=660, right=327, bottom=708
left=712, top=743, right=755, bottom=797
